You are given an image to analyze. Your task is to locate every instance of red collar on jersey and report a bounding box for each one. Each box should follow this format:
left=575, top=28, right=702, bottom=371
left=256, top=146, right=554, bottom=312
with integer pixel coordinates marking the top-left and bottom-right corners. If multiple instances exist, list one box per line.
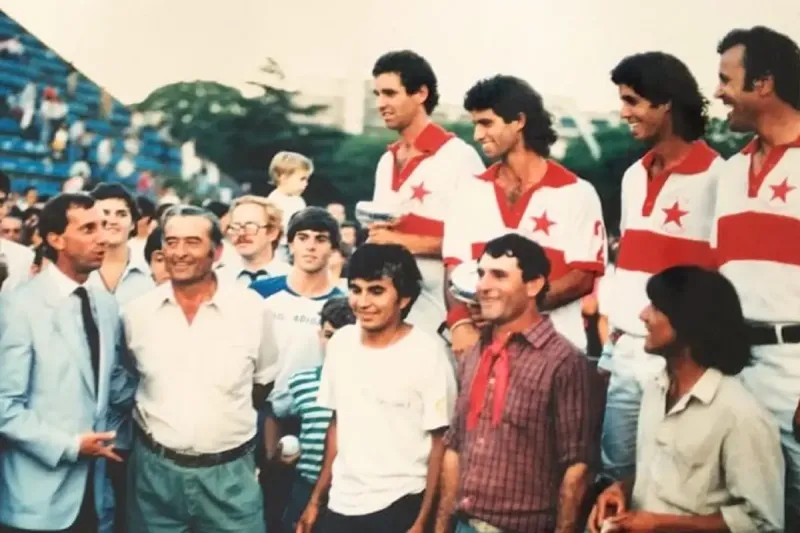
left=387, top=122, right=454, bottom=154
left=477, top=160, right=577, bottom=188
left=387, top=122, right=455, bottom=191
left=640, top=140, right=718, bottom=176
left=740, top=134, right=800, bottom=155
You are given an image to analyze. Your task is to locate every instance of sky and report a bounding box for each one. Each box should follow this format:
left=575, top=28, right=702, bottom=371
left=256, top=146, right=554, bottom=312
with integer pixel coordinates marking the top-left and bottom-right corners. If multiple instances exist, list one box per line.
left=4, top=0, right=800, bottom=116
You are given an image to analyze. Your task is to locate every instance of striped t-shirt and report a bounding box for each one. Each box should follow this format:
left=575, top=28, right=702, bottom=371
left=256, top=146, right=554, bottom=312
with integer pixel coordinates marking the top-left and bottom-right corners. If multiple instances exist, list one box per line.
left=287, top=365, right=333, bottom=482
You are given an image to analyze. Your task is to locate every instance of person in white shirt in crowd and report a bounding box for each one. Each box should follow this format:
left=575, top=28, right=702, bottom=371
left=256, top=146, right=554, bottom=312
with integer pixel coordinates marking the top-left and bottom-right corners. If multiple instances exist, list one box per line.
left=205, top=200, right=244, bottom=278
left=224, top=195, right=289, bottom=286
left=1, top=206, right=23, bottom=243
left=278, top=297, right=356, bottom=533
left=339, top=221, right=360, bottom=250
left=127, top=195, right=156, bottom=266
left=0, top=172, right=33, bottom=293
left=326, top=202, right=346, bottom=225
left=143, top=228, right=169, bottom=286
left=296, top=243, right=456, bottom=533
left=17, top=186, right=37, bottom=212
left=712, top=26, right=800, bottom=530
left=267, top=151, right=312, bottom=261
left=250, top=206, right=343, bottom=532
left=598, top=52, right=723, bottom=482
left=367, top=50, right=485, bottom=350
left=123, top=205, right=279, bottom=533
left=86, top=183, right=155, bottom=532
left=590, top=266, right=784, bottom=533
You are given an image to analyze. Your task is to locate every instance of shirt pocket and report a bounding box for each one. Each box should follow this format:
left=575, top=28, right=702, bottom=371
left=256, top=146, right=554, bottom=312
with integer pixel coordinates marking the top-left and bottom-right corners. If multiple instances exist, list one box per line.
left=649, top=431, right=714, bottom=512
left=206, top=341, right=254, bottom=394
left=501, top=384, right=546, bottom=431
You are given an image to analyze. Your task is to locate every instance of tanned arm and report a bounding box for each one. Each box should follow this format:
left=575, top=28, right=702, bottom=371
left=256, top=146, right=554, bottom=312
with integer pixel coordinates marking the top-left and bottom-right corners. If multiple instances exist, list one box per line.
left=394, top=232, right=443, bottom=257
left=435, top=447, right=460, bottom=533
left=543, top=270, right=596, bottom=311
left=410, top=429, right=448, bottom=531
left=556, top=462, right=591, bottom=533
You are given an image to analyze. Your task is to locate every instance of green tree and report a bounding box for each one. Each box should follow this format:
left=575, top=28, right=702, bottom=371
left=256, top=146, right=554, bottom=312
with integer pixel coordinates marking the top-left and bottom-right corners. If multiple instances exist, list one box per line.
left=134, top=62, right=347, bottom=206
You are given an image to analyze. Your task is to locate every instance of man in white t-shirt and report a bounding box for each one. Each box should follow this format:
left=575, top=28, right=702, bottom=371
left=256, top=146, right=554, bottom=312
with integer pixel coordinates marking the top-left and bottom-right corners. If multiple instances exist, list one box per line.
left=367, top=51, right=485, bottom=348
left=296, top=243, right=456, bottom=533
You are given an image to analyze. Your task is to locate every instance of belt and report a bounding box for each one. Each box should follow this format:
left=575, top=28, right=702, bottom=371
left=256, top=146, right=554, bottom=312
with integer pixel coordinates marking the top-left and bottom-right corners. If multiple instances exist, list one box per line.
left=747, top=323, right=800, bottom=346
left=135, top=426, right=255, bottom=468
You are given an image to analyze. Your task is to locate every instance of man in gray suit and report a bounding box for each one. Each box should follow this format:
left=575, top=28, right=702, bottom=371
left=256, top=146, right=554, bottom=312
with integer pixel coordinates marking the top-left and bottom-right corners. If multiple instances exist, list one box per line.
left=0, top=193, right=136, bottom=533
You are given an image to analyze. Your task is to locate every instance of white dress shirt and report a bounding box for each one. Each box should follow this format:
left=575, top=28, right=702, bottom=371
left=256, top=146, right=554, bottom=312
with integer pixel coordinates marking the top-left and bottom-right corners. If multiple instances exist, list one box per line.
left=0, top=238, right=33, bottom=293
left=123, top=279, right=279, bottom=453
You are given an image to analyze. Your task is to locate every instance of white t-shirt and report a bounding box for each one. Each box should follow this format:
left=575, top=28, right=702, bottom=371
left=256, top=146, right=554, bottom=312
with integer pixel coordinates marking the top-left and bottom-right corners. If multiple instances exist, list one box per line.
left=267, top=189, right=306, bottom=245
left=317, top=324, right=456, bottom=515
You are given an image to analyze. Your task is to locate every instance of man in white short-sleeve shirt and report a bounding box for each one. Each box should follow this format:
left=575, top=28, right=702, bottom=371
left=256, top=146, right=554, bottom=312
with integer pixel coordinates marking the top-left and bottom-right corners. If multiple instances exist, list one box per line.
left=123, top=205, right=278, bottom=533
left=367, top=51, right=485, bottom=347
left=296, top=243, right=456, bottom=533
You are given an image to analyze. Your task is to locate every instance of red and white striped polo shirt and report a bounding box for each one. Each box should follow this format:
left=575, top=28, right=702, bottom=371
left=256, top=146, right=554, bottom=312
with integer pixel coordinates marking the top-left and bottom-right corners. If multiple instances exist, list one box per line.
left=608, top=140, right=722, bottom=336
left=713, top=135, right=800, bottom=324
left=443, top=161, right=606, bottom=349
left=374, top=122, right=485, bottom=334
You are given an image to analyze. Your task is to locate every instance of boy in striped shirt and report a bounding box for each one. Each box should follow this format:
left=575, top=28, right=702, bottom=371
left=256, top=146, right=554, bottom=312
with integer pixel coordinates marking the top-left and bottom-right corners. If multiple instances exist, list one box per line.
left=277, top=297, right=356, bottom=532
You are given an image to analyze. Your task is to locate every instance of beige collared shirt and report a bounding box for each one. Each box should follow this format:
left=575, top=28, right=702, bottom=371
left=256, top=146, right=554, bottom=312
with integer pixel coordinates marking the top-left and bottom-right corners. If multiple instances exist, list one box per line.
left=123, top=279, right=279, bottom=453
left=633, top=368, right=784, bottom=533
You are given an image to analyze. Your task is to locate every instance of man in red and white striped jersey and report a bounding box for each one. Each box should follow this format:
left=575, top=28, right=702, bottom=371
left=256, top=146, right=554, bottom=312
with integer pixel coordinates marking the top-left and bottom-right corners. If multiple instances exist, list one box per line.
left=443, top=75, right=606, bottom=355
left=713, top=26, right=800, bottom=528
left=599, top=52, right=724, bottom=481
left=367, top=50, right=485, bottom=348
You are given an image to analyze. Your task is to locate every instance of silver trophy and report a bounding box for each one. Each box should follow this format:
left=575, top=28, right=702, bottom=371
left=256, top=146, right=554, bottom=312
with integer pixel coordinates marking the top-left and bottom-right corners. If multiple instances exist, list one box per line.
left=355, top=200, right=404, bottom=227
left=448, top=260, right=480, bottom=305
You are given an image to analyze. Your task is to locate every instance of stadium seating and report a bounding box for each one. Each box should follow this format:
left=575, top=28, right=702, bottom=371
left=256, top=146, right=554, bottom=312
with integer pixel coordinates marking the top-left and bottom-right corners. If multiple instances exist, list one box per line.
left=0, top=10, right=182, bottom=195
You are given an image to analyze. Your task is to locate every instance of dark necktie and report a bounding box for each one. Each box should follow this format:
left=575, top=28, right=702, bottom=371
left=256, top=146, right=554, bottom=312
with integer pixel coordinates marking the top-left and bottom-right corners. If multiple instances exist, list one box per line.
left=242, top=270, right=267, bottom=282
left=74, top=286, right=100, bottom=395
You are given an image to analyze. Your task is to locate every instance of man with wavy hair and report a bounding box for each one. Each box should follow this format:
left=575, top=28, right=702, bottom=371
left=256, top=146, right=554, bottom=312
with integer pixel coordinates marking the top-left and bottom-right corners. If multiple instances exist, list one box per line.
left=599, top=52, right=724, bottom=481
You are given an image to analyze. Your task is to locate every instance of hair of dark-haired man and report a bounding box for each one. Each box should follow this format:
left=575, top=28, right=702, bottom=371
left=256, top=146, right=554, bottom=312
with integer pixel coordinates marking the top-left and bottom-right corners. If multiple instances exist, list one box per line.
left=319, top=297, right=356, bottom=330
left=38, top=193, right=95, bottom=262
left=464, top=75, right=558, bottom=157
left=718, top=26, right=800, bottom=110
left=646, top=266, right=751, bottom=375
left=6, top=206, right=23, bottom=221
left=136, top=195, right=157, bottom=221
left=287, top=206, right=341, bottom=249
left=90, top=183, right=140, bottom=222
left=481, top=233, right=551, bottom=308
left=144, top=226, right=163, bottom=265
left=347, top=243, right=422, bottom=319
left=204, top=200, right=230, bottom=220
left=340, top=220, right=364, bottom=246
left=611, top=52, right=709, bottom=141
left=0, top=171, right=9, bottom=195
left=372, top=50, right=440, bottom=115
left=155, top=203, right=175, bottom=225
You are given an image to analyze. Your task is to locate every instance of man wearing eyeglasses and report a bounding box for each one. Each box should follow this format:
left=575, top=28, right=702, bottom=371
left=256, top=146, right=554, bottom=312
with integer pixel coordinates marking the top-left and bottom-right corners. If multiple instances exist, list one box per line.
left=223, top=195, right=290, bottom=286
left=0, top=171, right=33, bottom=293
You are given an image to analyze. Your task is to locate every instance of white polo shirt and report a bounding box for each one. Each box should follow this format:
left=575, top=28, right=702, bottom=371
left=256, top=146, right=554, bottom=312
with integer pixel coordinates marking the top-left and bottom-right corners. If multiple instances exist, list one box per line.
left=713, top=135, right=800, bottom=325
left=0, top=238, right=33, bottom=292
left=373, top=122, right=485, bottom=338
left=318, top=324, right=456, bottom=515
left=123, top=279, right=279, bottom=453
left=443, top=161, right=606, bottom=350
left=608, top=141, right=721, bottom=336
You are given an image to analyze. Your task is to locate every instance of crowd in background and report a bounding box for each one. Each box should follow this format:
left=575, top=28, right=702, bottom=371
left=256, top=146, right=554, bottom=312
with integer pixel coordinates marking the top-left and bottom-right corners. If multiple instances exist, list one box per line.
left=0, top=22, right=799, bottom=533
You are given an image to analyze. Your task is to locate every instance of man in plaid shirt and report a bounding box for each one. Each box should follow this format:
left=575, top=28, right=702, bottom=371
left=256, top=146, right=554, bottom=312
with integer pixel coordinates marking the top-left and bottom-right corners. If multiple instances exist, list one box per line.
left=437, top=234, right=597, bottom=533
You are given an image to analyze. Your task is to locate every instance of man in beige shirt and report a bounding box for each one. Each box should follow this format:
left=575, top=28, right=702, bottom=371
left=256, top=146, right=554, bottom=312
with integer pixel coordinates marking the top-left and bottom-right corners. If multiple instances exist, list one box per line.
left=589, top=266, right=784, bottom=533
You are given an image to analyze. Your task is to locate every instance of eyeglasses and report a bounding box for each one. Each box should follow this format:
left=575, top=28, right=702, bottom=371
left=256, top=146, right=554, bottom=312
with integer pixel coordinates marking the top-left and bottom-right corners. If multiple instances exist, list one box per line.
left=227, top=222, right=269, bottom=236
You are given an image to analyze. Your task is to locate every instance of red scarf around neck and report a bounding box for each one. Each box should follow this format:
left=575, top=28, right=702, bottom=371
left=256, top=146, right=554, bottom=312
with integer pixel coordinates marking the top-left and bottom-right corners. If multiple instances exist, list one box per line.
left=467, top=336, right=510, bottom=430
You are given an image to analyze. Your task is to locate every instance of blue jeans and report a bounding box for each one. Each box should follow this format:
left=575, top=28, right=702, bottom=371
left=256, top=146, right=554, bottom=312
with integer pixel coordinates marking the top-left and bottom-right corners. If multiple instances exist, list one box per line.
left=282, top=474, right=316, bottom=533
